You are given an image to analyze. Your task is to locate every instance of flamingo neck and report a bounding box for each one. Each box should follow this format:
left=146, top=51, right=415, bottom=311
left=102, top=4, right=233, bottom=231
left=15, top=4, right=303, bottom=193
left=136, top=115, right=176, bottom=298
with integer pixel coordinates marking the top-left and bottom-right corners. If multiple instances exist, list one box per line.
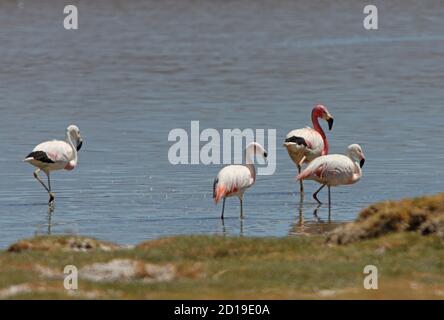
left=245, top=151, right=256, bottom=183
left=353, top=162, right=362, bottom=181
left=66, top=132, right=78, bottom=167
left=246, top=163, right=256, bottom=183
left=312, top=111, right=329, bottom=155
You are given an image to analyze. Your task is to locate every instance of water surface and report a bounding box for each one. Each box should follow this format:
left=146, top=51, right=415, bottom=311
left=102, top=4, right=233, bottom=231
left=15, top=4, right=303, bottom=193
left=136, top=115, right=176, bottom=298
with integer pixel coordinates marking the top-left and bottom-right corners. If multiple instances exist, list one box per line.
left=0, top=0, right=443, bottom=248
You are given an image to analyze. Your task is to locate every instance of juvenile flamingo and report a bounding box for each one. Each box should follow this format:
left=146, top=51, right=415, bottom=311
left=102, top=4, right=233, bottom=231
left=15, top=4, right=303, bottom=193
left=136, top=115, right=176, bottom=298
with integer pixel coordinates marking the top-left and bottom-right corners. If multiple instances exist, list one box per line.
left=297, top=144, right=365, bottom=205
left=284, top=104, right=334, bottom=193
left=24, top=125, right=83, bottom=206
left=213, top=142, right=268, bottom=219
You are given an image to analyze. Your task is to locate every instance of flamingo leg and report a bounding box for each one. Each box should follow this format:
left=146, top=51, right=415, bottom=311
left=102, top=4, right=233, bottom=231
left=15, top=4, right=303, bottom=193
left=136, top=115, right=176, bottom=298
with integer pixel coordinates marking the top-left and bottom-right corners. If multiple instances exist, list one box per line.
left=313, top=184, right=326, bottom=204
left=220, top=198, right=226, bottom=220
left=47, top=207, right=53, bottom=234
left=328, top=186, right=331, bottom=207
left=313, top=203, right=322, bottom=222
left=298, top=156, right=306, bottom=167
left=47, top=173, right=51, bottom=191
left=240, top=198, right=244, bottom=219
left=221, top=218, right=226, bottom=234
left=47, top=173, right=55, bottom=205
left=297, top=165, right=304, bottom=193
left=33, top=169, right=50, bottom=193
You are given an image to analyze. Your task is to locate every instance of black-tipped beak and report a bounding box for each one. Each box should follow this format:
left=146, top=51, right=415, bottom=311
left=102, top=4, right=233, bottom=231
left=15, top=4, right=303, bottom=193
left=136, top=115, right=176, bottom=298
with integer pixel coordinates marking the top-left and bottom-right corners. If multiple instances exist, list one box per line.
left=327, top=118, right=334, bottom=131
left=360, top=158, right=365, bottom=168
left=264, top=152, right=268, bottom=158
left=77, top=140, right=83, bottom=151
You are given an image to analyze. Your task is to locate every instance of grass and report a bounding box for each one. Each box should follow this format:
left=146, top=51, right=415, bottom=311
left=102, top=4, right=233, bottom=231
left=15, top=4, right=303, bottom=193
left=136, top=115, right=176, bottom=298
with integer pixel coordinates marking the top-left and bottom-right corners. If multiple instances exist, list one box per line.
left=0, top=193, right=443, bottom=299
left=0, top=233, right=443, bottom=299
left=327, top=193, right=444, bottom=244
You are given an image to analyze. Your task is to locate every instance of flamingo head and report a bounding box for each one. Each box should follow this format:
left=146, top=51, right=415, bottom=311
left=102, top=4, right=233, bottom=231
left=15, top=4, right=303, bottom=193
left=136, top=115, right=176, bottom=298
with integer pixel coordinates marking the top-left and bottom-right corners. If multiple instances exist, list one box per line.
left=67, top=125, right=83, bottom=151
left=347, top=144, right=366, bottom=168
left=313, top=104, right=334, bottom=130
left=246, top=142, right=268, bottom=161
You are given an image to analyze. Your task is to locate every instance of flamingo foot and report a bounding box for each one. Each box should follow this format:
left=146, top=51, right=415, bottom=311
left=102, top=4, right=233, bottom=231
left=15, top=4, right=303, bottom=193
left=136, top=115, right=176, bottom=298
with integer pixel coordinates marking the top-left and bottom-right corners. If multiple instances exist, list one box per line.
left=48, top=192, right=55, bottom=206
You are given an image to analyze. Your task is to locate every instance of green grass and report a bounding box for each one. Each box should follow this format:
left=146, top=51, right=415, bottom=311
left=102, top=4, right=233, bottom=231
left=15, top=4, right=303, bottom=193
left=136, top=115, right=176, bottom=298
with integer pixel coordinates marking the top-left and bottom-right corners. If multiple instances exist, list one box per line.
left=0, top=233, right=443, bottom=299
left=2, top=193, right=444, bottom=299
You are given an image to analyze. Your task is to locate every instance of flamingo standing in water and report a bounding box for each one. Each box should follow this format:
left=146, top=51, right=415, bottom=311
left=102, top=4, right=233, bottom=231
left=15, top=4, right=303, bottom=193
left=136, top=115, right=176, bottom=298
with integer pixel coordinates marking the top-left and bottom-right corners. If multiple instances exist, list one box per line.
left=213, top=142, right=268, bottom=219
left=24, top=125, right=83, bottom=206
left=297, top=144, right=366, bottom=205
left=284, top=104, right=334, bottom=193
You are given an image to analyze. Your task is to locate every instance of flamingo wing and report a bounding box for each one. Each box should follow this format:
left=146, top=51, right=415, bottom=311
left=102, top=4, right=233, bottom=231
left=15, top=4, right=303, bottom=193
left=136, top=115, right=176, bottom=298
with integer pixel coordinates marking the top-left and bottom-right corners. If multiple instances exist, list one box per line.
left=213, top=165, right=252, bottom=203
left=32, top=140, right=73, bottom=164
left=299, top=155, right=355, bottom=185
left=285, top=127, right=324, bottom=163
left=25, top=151, right=55, bottom=164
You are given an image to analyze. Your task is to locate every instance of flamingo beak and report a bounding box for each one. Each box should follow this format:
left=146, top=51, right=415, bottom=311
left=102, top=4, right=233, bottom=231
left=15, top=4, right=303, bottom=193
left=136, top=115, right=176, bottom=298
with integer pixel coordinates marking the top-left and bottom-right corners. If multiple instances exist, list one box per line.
left=77, top=139, right=83, bottom=151
left=327, top=117, right=334, bottom=130
left=360, top=158, right=365, bottom=168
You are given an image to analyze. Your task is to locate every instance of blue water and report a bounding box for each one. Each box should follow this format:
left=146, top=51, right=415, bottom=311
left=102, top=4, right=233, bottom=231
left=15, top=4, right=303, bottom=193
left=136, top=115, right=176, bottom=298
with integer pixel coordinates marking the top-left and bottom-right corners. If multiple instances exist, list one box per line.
left=0, top=0, right=443, bottom=248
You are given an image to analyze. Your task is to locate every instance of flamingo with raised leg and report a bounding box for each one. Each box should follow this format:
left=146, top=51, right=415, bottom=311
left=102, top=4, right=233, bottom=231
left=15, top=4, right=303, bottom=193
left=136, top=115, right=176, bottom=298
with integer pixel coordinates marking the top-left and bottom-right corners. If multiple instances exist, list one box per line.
left=284, top=104, right=334, bottom=193
left=296, top=144, right=365, bottom=206
left=213, top=142, right=268, bottom=219
left=24, top=125, right=83, bottom=206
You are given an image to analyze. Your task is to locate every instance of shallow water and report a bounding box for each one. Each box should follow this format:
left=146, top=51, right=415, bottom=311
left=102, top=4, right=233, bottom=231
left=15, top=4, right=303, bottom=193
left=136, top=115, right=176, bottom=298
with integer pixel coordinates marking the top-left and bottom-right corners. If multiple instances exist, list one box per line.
left=0, top=0, right=443, bottom=248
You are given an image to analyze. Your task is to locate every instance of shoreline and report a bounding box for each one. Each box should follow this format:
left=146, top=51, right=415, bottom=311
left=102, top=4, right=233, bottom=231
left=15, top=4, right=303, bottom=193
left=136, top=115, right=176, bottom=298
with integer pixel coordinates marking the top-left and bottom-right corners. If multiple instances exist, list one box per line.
left=0, top=193, right=443, bottom=299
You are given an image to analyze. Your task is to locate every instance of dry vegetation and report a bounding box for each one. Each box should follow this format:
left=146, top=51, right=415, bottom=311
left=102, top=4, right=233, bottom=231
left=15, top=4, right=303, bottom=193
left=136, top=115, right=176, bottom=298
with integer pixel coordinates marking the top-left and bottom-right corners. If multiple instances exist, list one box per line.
left=327, top=193, right=444, bottom=244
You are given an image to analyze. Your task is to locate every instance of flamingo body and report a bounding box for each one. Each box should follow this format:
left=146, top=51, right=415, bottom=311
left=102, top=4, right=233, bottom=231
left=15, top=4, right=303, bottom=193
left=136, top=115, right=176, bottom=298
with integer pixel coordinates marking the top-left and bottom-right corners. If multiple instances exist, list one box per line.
left=213, top=165, right=255, bottom=204
left=298, top=154, right=362, bottom=186
left=25, top=140, right=78, bottom=173
left=285, top=127, right=325, bottom=165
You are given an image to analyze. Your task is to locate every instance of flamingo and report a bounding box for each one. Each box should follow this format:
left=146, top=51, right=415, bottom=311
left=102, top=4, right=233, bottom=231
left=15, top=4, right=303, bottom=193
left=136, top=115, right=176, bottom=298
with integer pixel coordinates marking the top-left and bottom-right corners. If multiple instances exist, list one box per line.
left=24, top=125, right=83, bottom=206
left=284, top=104, right=334, bottom=193
left=296, top=144, right=365, bottom=205
left=213, top=142, right=268, bottom=219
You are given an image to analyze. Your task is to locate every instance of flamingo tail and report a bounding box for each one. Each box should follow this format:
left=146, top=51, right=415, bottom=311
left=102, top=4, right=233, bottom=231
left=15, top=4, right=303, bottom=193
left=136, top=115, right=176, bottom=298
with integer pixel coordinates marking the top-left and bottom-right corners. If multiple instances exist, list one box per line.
left=213, top=178, right=226, bottom=204
left=284, top=136, right=308, bottom=147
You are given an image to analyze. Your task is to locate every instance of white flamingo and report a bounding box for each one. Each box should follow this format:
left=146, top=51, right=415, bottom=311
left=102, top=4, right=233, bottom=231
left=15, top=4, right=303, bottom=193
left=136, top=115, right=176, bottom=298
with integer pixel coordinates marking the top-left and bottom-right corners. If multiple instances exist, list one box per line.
left=213, top=142, right=268, bottom=219
left=24, top=125, right=83, bottom=205
left=297, top=144, right=366, bottom=205
left=284, top=104, right=334, bottom=193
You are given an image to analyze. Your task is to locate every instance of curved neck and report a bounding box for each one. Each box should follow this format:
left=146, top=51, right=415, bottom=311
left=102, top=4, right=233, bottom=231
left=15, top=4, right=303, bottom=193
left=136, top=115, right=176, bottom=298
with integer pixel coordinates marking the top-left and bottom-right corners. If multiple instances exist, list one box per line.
left=66, top=132, right=78, bottom=166
left=245, top=149, right=256, bottom=182
left=312, top=110, right=328, bottom=155
left=353, top=160, right=362, bottom=180
left=245, top=149, right=254, bottom=165
left=348, top=155, right=362, bottom=178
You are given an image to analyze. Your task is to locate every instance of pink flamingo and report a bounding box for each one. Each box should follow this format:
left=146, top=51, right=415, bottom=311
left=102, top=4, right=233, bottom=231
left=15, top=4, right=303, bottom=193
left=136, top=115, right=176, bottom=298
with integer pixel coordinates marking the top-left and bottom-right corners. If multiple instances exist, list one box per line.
left=213, top=142, right=268, bottom=219
left=297, top=144, right=366, bottom=205
left=284, top=104, right=334, bottom=193
left=24, top=125, right=83, bottom=206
